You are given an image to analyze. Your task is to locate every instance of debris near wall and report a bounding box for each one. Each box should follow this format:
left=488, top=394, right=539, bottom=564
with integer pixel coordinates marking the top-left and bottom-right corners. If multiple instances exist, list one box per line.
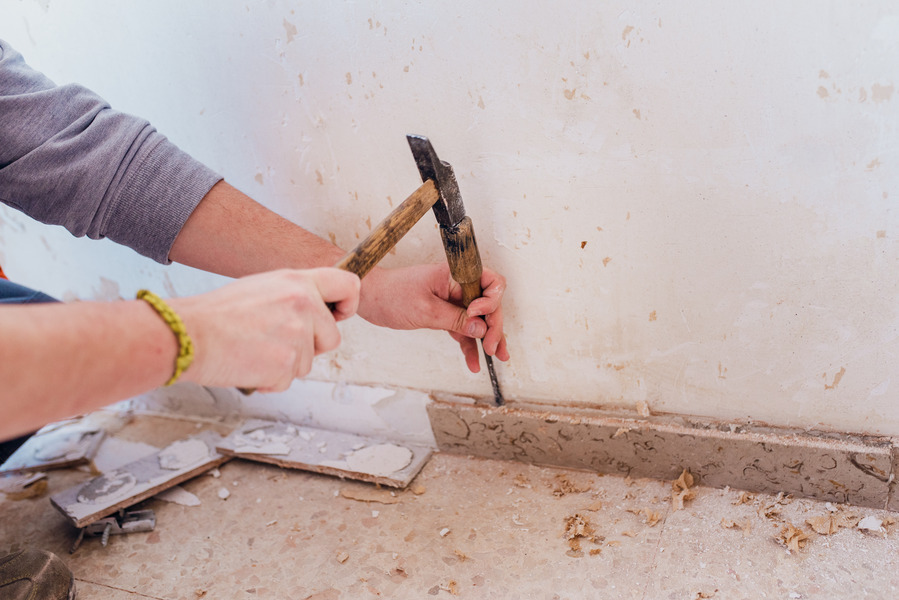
left=671, top=469, right=696, bottom=511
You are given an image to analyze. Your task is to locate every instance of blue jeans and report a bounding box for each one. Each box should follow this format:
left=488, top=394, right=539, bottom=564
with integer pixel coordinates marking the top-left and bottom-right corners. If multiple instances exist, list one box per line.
left=0, top=279, right=58, bottom=304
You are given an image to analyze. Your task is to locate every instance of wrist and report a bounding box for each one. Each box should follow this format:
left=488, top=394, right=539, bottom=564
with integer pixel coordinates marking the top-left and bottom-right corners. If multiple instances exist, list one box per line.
left=136, top=291, right=195, bottom=386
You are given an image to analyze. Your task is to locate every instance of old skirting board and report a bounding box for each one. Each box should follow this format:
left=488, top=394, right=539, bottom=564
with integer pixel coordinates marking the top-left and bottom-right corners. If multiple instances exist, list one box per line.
left=427, top=398, right=899, bottom=510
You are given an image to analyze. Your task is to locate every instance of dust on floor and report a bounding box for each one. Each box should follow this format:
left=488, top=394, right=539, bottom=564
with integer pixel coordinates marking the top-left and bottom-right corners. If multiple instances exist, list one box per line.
left=2, top=415, right=899, bottom=599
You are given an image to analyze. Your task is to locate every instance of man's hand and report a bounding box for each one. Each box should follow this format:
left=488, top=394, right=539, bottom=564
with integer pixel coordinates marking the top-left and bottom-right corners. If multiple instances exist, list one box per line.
left=356, top=263, right=509, bottom=373
left=172, top=268, right=360, bottom=391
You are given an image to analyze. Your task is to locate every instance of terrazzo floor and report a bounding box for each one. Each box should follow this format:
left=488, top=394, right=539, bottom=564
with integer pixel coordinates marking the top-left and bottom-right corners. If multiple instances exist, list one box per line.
left=2, top=415, right=899, bottom=600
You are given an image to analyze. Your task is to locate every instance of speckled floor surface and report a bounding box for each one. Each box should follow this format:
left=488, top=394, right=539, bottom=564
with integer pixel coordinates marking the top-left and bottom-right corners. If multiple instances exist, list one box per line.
left=2, top=415, right=899, bottom=600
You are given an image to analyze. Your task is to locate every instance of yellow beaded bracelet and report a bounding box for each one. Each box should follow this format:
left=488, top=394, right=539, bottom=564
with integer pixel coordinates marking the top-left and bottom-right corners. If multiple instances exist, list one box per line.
left=136, top=289, right=194, bottom=386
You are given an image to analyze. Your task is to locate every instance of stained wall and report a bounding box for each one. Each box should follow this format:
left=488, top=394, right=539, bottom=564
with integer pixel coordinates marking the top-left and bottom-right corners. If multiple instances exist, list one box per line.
left=1, top=2, right=897, bottom=435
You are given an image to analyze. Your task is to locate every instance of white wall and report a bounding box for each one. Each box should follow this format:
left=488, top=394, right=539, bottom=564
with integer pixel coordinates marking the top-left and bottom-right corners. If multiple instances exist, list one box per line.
left=2, top=1, right=897, bottom=436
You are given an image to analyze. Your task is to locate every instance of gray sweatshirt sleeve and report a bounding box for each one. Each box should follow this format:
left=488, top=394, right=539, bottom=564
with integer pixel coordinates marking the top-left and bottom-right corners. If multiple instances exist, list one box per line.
left=0, top=40, right=223, bottom=264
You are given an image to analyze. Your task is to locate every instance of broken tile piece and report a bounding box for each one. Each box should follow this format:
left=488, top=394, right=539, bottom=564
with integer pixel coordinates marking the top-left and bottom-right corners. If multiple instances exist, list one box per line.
left=216, top=419, right=432, bottom=488
left=49, top=431, right=229, bottom=527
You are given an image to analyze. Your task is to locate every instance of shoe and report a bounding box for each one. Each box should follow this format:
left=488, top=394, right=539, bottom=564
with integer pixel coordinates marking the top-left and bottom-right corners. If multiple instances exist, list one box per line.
left=0, top=549, right=75, bottom=599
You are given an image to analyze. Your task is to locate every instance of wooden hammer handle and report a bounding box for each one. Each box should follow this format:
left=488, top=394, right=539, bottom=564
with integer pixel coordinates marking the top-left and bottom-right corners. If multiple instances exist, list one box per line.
left=333, top=179, right=437, bottom=280
left=238, top=179, right=439, bottom=395
left=439, top=216, right=483, bottom=308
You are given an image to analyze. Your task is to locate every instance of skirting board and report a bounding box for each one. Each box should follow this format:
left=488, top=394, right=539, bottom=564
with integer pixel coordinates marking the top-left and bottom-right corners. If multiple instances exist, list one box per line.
left=427, top=399, right=899, bottom=511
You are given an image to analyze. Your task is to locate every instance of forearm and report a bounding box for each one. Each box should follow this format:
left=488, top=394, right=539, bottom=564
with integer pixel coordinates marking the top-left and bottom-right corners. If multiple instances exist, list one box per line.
left=0, top=301, right=177, bottom=440
left=169, top=180, right=345, bottom=277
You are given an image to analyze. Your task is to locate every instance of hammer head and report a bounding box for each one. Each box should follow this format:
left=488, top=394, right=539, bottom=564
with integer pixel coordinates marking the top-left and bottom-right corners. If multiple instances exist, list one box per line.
left=407, top=134, right=466, bottom=228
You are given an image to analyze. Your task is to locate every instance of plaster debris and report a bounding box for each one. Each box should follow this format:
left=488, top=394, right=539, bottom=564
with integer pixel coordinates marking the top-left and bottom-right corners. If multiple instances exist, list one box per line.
left=438, top=580, right=459, bottom=596
left=33, top=429, right=99, bottom=461
left=732, top=492, right=754, bottom=505
left=209, top=469, right=221, bottom=478
left=158, top=439, right=210, bottom=471
left=76, top=471, right=137, bottom=505
left=232, top=424, right=297, bottom=456
left=233, top=442, right=291, bottom=455
left=335, top=550, right=349, bottom=564
left=671, top=469, right=696, bottom=511
left=552, top=474, right=592, bottom=497
left=411, top=484, right=427, bottom=495
left=440, top=527, right=451, bottom=537
left=345, top=444, right=413, bottom=476
left=217, top=487, right=231, bottom=500
left=513, top=474, right=531, bottom=488
left=266, top=520, right=278, bottom=527
left=627, top=507, right=661, bottom=527
left=371, top=510, right=380, bottom=518
left=857, top=516, right=884, bottom=533
left=340, top=488, right=400, bottom=504
left=777, top=523, right=809, bottom=552
left=806, top=509, right=858, bottom=535
left=92, top=438, right=159, bottom=473
left=563, top=513, right=603, bottom=557
left=0, top=472, right=47, bottom=500
left=721, top=519, right=752, bottom=536
left=154, top=486, right=201, bottom=507
left=636, top=400, right=651, bottom=417
left=453, top=549, right=469, bottom=562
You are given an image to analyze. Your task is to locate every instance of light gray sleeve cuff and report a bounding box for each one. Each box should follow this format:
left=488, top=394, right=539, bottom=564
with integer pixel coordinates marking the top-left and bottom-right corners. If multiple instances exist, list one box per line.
left=100, top=132, right=223, bottom=264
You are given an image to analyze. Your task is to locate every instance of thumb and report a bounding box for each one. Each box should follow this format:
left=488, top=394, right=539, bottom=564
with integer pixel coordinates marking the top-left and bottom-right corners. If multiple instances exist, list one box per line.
left=429, top=299, right=487, bottom=339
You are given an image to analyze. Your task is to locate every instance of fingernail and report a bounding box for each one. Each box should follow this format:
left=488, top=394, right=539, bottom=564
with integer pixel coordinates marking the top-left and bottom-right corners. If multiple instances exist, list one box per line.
left=467, top=322, right=485, bottom=337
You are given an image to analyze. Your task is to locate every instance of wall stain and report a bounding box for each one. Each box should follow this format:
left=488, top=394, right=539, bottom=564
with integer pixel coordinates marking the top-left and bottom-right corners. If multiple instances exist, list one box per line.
left=649, top=311, right=657, bottom=322
left=825, top=367, right=846, bottom=390
left=866, top=158, right=881, bottom=171
left=283, top=19, right=297, bottom=44
left=633, top=109, right=641, bottom=120
left=92, top=277, right=122, bottom=302
left=602, top=257, right=612, bottom=267
left=872, top=83, right=894, bottom=103
left=316, top=170, right=324, bottom=185
left=817, top=86, right=829, bottom=99
left=346, top=72, right=353, bottom=85
left=877, top=230, right=886, bottom=239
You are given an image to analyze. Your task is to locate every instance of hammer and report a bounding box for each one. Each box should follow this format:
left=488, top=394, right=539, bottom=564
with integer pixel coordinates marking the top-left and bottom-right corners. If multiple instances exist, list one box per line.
left=243, top=136, right=504, bottom=405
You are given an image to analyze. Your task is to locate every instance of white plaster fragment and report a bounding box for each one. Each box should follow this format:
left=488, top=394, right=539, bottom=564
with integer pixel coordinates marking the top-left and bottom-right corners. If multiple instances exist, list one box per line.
left=858, top=516, right=884, bottom=532
left=155, top=486, right=201, bottom=507
left=440, top=527, right=450, bottom=537
left=233, top=442, right=291, bottom=456
left=158, top=439, right=210, bottom=471
left=217, top=487, right=231, bottom=500
left=345, top=444, right=413, bottom=476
